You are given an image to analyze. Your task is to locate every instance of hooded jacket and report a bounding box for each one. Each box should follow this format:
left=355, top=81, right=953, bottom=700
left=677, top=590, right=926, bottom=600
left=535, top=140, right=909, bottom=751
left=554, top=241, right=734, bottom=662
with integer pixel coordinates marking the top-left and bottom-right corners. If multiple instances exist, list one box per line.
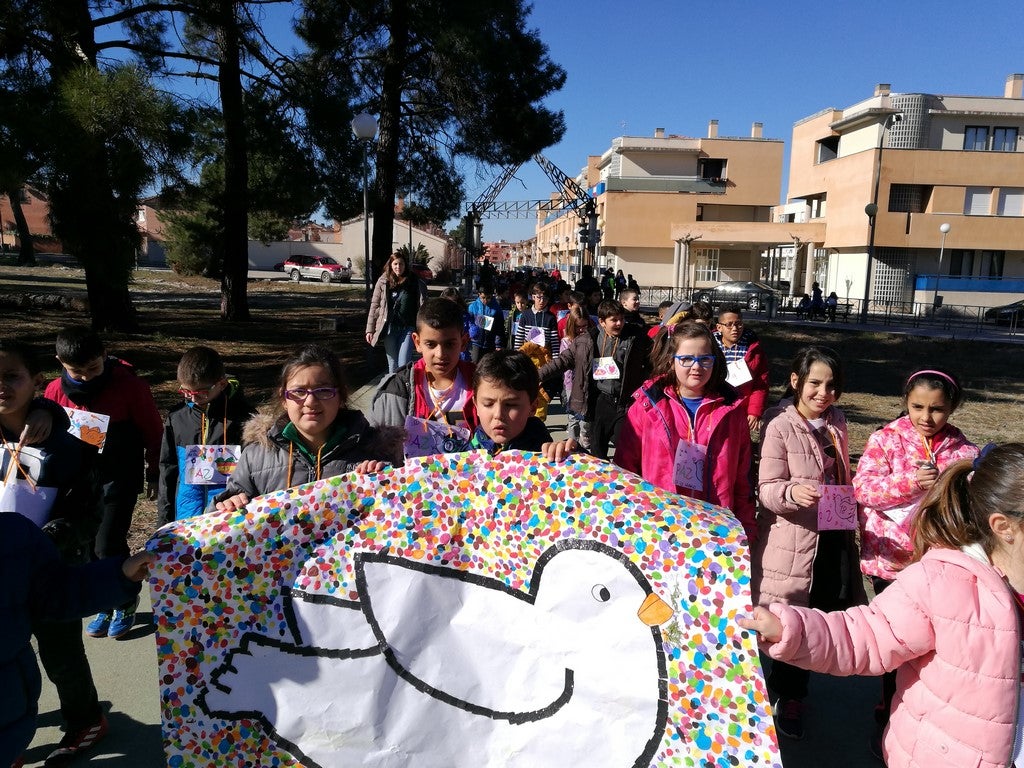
left=614, top=377, right=756, bottom=543
left=765, top=546, right=1021, bottom=768
left=365, top=274, right=429, bottom=347
left=210, top=408, right=404, bottom=507
left=157, top=380, right=256, bottom=525
left=854, top=416, right=978, bottom=581
left=368, top=359, right=479, bottom=432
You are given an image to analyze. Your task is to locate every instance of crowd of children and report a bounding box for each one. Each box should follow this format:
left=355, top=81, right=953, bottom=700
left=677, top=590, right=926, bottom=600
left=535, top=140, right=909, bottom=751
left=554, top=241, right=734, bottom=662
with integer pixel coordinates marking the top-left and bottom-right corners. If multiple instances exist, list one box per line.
left=6, top=267, right=1022, bottom=768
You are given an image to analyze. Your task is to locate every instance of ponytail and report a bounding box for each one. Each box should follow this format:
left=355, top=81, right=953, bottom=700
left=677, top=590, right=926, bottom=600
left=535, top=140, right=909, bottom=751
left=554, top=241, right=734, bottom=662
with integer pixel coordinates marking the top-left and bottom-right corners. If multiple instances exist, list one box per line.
left=912, top=444, right=1024, bottom=560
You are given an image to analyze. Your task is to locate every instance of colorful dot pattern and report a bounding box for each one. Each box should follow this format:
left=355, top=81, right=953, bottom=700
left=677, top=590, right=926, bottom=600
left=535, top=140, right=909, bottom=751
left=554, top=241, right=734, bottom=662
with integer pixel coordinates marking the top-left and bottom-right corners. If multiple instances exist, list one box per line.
left=149, top=451, right=782, bottom=767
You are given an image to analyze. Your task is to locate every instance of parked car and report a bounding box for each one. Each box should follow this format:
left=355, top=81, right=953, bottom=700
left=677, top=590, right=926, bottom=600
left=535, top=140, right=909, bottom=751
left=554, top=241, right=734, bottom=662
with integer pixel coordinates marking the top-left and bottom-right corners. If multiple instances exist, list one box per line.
left=694, top=280, right=780, bottom=311
left=410, top=263, right=433, bottom=282
left=283, top=255, right=352, bottom=283
left=984, top=298, right=1024, bottom=325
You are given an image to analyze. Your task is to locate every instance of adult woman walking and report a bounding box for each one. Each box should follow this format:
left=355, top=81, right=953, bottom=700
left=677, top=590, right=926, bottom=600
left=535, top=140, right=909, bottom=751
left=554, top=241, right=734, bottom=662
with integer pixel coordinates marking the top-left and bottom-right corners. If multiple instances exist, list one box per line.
left=365, top=252, right=429, bottom=373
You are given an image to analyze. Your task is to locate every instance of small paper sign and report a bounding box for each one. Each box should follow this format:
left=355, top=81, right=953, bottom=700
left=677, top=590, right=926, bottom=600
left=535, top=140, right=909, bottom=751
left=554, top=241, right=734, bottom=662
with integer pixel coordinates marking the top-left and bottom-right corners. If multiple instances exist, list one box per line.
left=526, top=326, right=547, bottom=346
left=184, top=444, right=243, bottom=485
left=817, top=484, right=858, bottom=530
left=726, top=359, right=753, bottom=388
left=475, top=314, right=495, bottom=331
left=403, top=416, right=471, bottom=460
left=63, top=407, right=110, bottom=453
left=592, top=356, right=621, bottom=381
left=0, top=478, right=58, bottom=526
left=673, top=439, right=707, bottom=492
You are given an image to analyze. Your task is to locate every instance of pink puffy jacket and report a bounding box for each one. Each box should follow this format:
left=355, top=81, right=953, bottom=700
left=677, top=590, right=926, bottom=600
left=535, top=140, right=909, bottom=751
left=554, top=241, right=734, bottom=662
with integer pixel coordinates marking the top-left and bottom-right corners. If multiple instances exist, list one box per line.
left=765, top=546, right=1022, bottom=768
left=615, top=378, right=756, bottom=543
left=753, top=404, right=866, bottom=608
left=854, top=416, right=978, bottom=580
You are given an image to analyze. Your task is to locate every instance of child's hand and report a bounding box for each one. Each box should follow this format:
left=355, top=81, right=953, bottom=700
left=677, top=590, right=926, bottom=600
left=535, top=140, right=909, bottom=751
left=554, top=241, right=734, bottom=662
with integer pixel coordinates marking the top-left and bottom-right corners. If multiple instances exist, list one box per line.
left=354, top=460, right=388, bottom=474
left=790, top=483, right=821, bottom=508
left=364, top=332, right=374, bottom=345
left=122, top=551, right=157, bottom=582
left=746, top=414, right=762, bottom=433
left=216, top=493, right=250, bottom=512
left=916, top=462, right=939, bottom=490
left=541, top=438, right=579, bottom=463
left=737, top=607, right=783, bottom=644
left=21, top=409, right=54, bottom=445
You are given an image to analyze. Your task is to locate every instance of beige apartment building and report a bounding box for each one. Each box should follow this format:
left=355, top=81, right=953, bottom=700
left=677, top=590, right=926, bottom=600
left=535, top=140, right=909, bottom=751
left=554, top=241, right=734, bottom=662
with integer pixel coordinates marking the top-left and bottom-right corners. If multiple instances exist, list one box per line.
left=533, top=123, right=784, bottom=287
left=675, top=74, right=1024, bottom=310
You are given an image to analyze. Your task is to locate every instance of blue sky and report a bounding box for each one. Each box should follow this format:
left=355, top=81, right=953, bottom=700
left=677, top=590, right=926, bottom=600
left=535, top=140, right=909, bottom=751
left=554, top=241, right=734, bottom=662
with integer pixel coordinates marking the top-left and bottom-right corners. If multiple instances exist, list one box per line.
left=462, top=0, right=1024, bottom=242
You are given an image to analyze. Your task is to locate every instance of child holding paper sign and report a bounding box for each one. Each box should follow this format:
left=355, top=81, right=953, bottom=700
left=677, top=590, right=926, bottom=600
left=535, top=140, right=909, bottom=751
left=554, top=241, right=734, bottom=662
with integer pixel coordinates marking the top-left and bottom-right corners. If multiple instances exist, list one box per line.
left=852, top=368, right=977, bottom=751
left=158, top=346, right=255, bottom=525
left=614, top=322, right=755, bottom=541
left=752, top=345, right=866, bottom=741
left=713, top=304, right=769, bottom=432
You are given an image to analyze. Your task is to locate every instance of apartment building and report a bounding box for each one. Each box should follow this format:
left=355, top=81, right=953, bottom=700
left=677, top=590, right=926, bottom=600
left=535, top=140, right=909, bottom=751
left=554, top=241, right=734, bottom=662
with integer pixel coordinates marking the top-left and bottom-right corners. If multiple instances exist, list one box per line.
left=534, top=123, right=784, bottom=287
left=675, top=74, right=1024, bottom=310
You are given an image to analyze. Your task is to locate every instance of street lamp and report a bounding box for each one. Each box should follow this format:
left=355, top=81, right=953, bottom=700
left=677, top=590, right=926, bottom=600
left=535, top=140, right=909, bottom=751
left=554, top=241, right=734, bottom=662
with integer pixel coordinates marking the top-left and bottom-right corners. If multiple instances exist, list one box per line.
left=860, top=112, right=901, bottom=323
left=351, top=112, right=378, bottom=304
left=935, top=222, right=951, bottom=309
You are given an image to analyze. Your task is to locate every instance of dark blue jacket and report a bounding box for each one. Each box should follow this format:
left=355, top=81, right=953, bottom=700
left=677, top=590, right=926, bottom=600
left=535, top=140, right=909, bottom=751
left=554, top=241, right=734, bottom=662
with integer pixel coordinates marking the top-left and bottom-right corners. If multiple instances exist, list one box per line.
left=1, top=513, right=140, bottom=765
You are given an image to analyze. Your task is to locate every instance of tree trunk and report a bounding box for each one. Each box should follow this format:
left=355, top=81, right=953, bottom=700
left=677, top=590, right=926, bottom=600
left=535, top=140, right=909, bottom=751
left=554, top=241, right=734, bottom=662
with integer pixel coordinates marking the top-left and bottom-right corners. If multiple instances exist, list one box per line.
left=84, top=262, right=137, bottom=331
left=217, top=0, right=250, bottom=321
left=5, top=187, right=34, bottom=266
left=369, top=0, right=409, bottom=284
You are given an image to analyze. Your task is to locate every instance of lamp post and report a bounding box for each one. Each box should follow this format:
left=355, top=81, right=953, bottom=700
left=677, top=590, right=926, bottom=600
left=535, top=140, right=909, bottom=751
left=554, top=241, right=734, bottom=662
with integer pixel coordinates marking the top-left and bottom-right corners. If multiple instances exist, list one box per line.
left=860, top=112, right=901, bottom=323
left=935, top=222, right=950, bottom=310
left=351, top=112, right=378, bottom=304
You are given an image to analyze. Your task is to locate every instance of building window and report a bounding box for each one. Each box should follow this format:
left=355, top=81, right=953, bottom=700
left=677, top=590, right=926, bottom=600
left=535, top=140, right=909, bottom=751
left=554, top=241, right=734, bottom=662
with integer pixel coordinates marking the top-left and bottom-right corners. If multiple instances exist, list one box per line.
left=993, top=127, right=1018, bottom=152
left=964, top=187, right=992, bottom=216
left=964, top=126, right=989, bottom=151
left=808, top=194, right=826, bottom=219
left=982, top=250, right=1005, bottom=277
left=694, top=248, right=720, bottom=283
left=698, top=159, right=726, bottom=181
left=997, top=188, right=1024, bottom=216
left=815, top=136, right=839, bottom=163
left=888, top=184, right=930, bottom=213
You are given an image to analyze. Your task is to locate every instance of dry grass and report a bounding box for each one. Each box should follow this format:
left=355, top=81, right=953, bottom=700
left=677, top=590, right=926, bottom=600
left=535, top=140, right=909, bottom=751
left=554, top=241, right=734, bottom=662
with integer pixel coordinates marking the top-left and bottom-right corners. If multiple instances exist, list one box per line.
left=3, top=262, right=1023, bottom=548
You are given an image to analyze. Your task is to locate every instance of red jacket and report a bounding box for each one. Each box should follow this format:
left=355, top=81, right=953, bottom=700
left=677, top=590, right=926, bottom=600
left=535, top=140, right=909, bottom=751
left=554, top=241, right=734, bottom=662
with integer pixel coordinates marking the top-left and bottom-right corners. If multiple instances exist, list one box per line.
left=44, top=357, right=163, bottom=486
left=615, top=377, right=756, bottom=543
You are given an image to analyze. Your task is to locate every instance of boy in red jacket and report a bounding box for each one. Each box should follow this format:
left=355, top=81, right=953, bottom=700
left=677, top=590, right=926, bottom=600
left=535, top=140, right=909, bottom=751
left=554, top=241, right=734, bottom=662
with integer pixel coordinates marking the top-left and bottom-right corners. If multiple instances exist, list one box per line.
left=44, top=326, right=162, bottom=640
left=713, top=304, right=769, bottom=431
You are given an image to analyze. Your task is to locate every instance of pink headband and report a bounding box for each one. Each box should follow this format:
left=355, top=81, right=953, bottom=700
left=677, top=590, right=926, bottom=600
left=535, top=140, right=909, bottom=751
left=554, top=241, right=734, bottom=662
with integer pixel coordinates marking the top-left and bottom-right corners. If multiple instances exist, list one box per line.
left=907, top=369, right=958, bottom=389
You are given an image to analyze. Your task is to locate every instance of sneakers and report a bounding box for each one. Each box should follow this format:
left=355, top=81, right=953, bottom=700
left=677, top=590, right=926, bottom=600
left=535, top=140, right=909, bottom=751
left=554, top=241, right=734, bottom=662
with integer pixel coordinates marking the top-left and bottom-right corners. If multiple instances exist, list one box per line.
left=773, top=697, right=805, bottom=740
left=85, top=612, right=111, bottom=638
left=43, top=714, right=108, bottom=767
left=108, top=607, right=136, bottom=640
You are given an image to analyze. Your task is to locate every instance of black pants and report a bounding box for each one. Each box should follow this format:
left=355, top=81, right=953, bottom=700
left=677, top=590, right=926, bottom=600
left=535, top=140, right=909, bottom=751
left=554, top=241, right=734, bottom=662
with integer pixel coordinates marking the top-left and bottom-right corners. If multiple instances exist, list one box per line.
left=94, top=481, right=138, bottom=560
left=767, top=531, right=848, bottom=700
left=34, top=619, right=102, bottom=731
left=872, top=577, right=897, bottom=724
left=591, top=393, right=625, bottom=460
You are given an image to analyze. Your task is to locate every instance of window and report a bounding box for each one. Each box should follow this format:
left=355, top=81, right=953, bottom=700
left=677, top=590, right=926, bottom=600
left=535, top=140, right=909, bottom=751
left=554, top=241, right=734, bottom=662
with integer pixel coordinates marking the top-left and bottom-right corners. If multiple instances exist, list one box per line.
left=889, top=184, right=930, bottom=213
left=949, top=249, right=974, bottom=277
left=964, top=187, right=992, bottom=216
left=816, top=136, right=839, bottom=163
left=698, top=159, right=726, bottom=181
left=997, top=188, right=1024, bottom=216
left=981, top=250, right=1005, bottom=277
left=694, top=248, right=720, bottom=282
left=993, top=127, right=1018, bottom=152
left=964, top=126, right=989, bottom=151
left=808, top=194, right=827, bottom=219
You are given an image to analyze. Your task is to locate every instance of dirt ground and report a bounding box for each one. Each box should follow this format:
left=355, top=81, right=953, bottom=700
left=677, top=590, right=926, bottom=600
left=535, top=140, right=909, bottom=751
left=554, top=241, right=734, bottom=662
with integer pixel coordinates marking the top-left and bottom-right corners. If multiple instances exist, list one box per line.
left=3, top=261, right=1023, bottom=550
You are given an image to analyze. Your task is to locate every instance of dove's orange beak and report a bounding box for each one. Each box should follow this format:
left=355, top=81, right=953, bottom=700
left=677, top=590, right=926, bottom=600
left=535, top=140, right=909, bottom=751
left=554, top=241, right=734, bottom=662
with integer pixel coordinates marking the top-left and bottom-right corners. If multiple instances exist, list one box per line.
left=637, top=592, right=674, bottom=626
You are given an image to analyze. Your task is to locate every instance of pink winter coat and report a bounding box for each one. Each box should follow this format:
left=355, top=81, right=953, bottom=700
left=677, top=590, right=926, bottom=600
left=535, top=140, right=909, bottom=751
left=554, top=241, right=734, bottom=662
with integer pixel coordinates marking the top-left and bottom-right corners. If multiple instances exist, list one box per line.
left=753, top=404, right=866, bottom=608
left=854, top=417, right=978, bottom=581
left=615, top=377, right=756, bottom=543
left=764, top=546, right=1022, bottom=768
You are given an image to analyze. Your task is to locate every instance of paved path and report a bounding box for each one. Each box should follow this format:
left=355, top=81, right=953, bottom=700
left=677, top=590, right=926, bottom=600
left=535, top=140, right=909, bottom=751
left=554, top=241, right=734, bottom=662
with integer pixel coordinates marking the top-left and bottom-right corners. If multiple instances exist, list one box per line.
left=28, top=378, right=884, bottom=768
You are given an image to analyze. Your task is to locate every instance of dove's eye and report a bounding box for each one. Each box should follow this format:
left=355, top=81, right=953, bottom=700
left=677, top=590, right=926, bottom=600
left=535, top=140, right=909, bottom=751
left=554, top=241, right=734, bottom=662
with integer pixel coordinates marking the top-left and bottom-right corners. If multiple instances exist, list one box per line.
left=591, top=584, right=611, bottom=602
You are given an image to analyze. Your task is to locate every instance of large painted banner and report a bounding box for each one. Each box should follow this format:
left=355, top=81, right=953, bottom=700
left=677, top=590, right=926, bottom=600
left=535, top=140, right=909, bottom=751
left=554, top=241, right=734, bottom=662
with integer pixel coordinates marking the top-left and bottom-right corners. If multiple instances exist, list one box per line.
left=149, top=451, right=781, bottom=768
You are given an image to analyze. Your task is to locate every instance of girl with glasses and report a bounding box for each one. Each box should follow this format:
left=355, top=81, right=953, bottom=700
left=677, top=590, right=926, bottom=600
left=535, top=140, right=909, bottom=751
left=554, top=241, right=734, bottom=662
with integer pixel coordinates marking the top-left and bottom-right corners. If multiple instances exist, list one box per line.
left=212, top=345, right=402, bottom=513
left=615, top=322, right=756, bottom=543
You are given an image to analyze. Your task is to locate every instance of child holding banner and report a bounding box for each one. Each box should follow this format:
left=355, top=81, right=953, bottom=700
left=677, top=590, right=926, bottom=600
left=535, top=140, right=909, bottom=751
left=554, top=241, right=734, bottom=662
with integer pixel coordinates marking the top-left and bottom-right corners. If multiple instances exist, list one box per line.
left=853, top=367, right=978, bottom=753
left=213, top=344, right=401, bottom=513
left=157, top=346, right=255, bottom=525
left=614, top=322, right=754, bottom=540
left=741, top=443, right=1024, bottom=768
left=752, top=345, right=866, bottom=741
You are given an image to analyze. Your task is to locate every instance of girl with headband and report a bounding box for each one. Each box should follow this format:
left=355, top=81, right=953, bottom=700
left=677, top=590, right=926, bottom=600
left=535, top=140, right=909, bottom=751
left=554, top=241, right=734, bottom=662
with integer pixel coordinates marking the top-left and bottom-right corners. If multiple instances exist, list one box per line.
left=852, top=367, right=978, bottom=757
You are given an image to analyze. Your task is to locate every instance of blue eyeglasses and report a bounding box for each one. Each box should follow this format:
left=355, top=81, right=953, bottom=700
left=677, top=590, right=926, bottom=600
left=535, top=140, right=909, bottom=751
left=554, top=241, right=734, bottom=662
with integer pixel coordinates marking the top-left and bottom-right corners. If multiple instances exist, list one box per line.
left=674, top=354, right=716, bottom=369
left=284, top=387, right=339, bottom=402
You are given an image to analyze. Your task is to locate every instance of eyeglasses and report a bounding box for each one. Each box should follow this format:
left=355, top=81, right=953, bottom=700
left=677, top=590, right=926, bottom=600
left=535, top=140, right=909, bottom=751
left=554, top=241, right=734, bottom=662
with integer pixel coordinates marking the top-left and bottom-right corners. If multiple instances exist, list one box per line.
left=718, top=321, right=744, bottom=328
left=674, top=354, right=716, bottom=369
left=284, top=387, right=338, bottom=402
left=179, top=386, right=216, bottom=398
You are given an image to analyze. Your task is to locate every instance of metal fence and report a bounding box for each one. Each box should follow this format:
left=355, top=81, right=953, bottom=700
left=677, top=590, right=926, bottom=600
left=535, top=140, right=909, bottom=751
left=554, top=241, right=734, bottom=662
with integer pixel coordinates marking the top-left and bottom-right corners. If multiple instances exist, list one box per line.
left=639, top=286, right=1024, bottom=338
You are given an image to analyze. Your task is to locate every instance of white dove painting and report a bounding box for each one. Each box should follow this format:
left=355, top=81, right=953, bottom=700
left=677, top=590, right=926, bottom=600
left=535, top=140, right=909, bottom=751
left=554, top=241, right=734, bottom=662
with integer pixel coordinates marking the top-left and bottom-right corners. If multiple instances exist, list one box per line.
left=149, top=451, right=783, bottom=768
left=199, top=541, right=672, bottom=768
